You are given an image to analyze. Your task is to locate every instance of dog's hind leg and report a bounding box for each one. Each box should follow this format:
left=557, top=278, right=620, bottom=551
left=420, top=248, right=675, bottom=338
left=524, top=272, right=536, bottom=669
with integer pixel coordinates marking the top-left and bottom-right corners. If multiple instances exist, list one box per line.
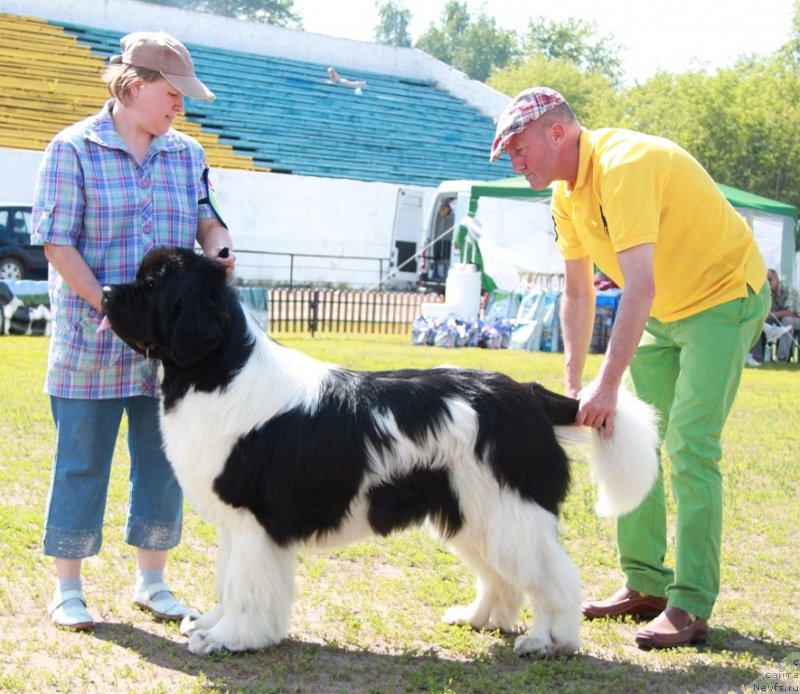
left=443, top=537, right=523, bottom=633
left=187, top=519, right=297, bottom=655
left=500, top=506, right=581, bottom=657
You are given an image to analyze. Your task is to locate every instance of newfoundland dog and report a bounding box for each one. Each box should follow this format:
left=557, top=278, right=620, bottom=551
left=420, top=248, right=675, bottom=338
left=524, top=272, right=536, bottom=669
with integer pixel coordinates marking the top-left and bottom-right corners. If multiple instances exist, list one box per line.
left=100, top=246, right=658, bottom=657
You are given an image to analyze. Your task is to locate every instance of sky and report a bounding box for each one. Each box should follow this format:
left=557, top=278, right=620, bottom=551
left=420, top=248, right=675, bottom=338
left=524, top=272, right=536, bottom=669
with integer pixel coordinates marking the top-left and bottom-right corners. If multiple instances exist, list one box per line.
left=292, top=0, right=796, bottom=83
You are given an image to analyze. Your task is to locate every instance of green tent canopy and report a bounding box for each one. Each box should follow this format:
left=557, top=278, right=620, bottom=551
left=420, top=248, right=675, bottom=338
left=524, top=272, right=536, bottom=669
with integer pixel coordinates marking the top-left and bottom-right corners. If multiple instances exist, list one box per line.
left=716, top=183, right=797, bottom=221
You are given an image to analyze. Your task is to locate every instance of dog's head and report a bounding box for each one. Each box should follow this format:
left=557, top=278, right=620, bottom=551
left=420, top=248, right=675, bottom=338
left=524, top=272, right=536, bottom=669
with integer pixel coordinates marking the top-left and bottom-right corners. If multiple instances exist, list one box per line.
left=101, top=246, right=230, bottom=368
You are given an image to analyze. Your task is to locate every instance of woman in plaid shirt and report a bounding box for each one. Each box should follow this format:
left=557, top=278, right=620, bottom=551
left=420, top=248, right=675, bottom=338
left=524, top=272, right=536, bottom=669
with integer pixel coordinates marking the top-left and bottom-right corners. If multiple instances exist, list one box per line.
left=33, top=31, right=235, bottom=631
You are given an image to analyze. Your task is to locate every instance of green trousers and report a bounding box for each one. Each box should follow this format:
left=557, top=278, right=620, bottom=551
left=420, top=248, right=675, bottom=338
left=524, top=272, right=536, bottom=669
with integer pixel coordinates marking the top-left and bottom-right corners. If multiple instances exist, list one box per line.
left=619, top=283, right=769, bottom=620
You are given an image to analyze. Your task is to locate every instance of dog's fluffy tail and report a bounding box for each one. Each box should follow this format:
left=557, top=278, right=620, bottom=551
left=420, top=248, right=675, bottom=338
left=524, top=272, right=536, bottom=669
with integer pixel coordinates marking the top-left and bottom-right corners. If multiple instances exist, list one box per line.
left=555, top=388, right=660, bottom=518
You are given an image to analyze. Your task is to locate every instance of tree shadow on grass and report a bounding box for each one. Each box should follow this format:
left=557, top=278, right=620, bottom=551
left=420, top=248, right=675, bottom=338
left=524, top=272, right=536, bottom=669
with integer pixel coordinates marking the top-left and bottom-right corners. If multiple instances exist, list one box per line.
left=89, top=621, right=799, bottom=694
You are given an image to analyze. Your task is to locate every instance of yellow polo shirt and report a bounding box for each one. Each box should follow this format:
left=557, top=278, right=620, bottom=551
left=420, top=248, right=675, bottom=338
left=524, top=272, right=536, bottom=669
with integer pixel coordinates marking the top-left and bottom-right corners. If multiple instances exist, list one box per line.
left=553, top=128, right=766, bottom=322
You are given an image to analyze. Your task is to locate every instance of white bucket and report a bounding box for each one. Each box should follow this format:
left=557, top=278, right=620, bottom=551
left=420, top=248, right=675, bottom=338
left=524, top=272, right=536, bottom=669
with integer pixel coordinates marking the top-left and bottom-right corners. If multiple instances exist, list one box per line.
left=444, top=264, right=481, bottom=320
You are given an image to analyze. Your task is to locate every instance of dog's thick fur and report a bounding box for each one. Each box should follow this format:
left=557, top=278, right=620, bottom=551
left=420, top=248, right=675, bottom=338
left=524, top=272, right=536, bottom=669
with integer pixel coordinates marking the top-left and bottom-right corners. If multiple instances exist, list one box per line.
left=101, top=247, right=659, bottom=657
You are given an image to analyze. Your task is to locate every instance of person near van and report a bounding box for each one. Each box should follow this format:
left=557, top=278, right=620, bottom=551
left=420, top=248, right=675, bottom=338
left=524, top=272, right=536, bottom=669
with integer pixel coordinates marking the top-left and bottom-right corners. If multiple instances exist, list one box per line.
left=33, top=31, right=235, bottom=631
left=432, top=199, right=455, bottom=280
left=490, top=87, right=768, bottom=649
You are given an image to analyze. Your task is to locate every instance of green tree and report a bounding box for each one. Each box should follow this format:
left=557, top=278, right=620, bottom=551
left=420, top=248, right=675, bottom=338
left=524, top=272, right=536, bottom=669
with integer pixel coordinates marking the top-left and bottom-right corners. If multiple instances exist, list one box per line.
left=415, top=27, right=452, bottom=64
left=616, top=56, right=800, bottom=214
left=374, top=1, right=412, bottom=47
left=453, top=16, right=517, bottom=82
left=415, top=1, right=469, bottom=65
left=415, top=1, right=516, bottom=81
left=488, top=53, right=619, bottom=128
left=441, top=0, right=470, bottom=38
left=776, top=0, right=800, bottom=62
left=141, top=0, right=302, bottom=27
left=521, top=17, right=623, bottom=86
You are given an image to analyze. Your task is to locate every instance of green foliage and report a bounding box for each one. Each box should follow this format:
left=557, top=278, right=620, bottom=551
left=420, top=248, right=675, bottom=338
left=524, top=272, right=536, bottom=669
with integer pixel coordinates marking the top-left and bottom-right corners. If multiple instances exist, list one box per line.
left=613, top=55, right=800, bottom=213
left=415, top=1, right=517, bottom=81
left=419, top=2, right=800, bottom=220
left=417, top=10, right=622, bottom=85
left=452, top=17, right=517, bottom=83
left=374, top=0, right=412, bottom=48
left=776, top=0, right=800, bottom=62
left=521, top=16, right=624, bottom=86
left=490, top=42, right=800, bottom=227
left=440, top=0, right=469, bottom=39
left=415, top=26, right=453, bottom=64
left=487, top=53, right=620, bottom=127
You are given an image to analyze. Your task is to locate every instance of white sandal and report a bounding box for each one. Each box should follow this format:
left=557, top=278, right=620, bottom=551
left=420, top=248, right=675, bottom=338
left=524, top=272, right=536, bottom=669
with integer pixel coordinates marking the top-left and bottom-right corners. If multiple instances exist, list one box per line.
left=49, top=588, right=94, bottom=631
left=133, top=581, right=196, bottom=622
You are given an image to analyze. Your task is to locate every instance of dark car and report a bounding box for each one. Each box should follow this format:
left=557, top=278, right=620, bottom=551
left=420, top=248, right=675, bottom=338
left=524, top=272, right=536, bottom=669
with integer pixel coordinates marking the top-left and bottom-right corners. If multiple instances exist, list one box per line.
left=0, top=204, right=47, bottom=280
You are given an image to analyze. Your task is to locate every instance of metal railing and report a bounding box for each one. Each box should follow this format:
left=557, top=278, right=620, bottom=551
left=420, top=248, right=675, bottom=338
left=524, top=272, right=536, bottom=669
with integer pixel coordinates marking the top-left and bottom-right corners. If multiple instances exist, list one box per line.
left=266, top=287, right=441, bottom=336
left=235, top=249, right=392, bottom=290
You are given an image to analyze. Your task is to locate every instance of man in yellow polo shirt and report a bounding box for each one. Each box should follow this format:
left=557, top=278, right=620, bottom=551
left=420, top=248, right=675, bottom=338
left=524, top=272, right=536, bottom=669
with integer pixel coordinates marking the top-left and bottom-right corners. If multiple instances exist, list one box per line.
left=490, top=87, right=769, bottom=650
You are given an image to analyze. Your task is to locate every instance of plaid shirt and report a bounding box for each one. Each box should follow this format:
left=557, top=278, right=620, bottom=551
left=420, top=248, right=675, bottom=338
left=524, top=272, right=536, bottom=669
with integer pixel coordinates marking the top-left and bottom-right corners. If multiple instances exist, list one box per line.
left=33, top=100, right=217, bottom=399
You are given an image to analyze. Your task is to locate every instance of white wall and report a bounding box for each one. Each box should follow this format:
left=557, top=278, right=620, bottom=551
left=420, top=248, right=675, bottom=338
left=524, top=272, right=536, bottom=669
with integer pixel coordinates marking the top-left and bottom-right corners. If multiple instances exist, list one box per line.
left=1, top=147, right=434, bottom=287
left=1, top=148, right=42, bottom=202
left=210, top=168, right=432, bottom=285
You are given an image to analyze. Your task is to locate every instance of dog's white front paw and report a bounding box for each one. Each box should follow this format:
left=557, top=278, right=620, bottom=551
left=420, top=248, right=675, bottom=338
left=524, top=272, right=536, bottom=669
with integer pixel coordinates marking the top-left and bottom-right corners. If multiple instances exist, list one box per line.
left=181, top=602, right=224, bottom=637
left=186, top=614, right=284, bottom=655
left=188, top=629, right=227, bottom=656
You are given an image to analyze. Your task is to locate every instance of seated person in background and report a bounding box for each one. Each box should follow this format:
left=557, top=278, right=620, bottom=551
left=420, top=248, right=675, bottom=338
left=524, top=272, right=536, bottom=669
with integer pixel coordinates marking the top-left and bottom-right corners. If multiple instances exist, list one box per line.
left=749, top=268, right=800, bottom=363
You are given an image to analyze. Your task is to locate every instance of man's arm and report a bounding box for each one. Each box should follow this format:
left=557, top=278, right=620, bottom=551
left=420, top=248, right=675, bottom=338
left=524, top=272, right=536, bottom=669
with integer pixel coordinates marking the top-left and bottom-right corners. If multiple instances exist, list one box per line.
left=561, top=255, right=596, bottom=398
left=576, top=243, right=655, bottom=436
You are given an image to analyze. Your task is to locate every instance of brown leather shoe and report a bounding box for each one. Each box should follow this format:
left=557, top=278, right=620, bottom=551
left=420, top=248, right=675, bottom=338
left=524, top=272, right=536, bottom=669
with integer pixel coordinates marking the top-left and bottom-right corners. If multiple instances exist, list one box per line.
left=582, top=587, right=667, bottom=620
left=635, top=607, right=708, bottom=649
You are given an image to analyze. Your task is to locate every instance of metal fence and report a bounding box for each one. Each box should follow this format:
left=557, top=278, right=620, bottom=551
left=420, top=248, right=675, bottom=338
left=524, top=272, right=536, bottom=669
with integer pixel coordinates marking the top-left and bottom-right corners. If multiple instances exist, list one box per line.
left=235, top=249, right=393, bottom=290
left=266, top=288, right=442, bottom=335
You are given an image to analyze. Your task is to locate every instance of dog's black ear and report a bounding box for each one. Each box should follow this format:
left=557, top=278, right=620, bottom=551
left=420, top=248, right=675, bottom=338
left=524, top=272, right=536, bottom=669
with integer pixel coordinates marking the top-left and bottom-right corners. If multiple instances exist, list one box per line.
left=169, top=290, right=230, bottom=367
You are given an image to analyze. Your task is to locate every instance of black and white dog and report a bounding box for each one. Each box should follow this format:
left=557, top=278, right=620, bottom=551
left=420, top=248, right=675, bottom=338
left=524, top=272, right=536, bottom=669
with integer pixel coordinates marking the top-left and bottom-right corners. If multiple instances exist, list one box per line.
left=100, top=247, right=658, bottom=657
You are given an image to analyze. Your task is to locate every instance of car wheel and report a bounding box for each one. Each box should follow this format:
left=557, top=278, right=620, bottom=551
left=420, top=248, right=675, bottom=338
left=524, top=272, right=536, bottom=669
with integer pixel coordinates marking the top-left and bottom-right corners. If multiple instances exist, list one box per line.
left=0, top=257, right=25, bottom=280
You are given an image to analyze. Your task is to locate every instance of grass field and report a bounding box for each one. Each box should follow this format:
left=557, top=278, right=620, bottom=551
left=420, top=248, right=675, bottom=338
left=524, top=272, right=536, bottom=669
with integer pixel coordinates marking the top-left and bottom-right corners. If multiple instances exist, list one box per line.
left=0, top=333, right=797, bottom=694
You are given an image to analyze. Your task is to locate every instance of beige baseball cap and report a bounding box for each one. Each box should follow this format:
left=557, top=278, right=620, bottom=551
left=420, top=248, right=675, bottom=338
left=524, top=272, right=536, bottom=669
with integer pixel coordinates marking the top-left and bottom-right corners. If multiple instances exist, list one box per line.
left=110, top=31, right=215, bottom=102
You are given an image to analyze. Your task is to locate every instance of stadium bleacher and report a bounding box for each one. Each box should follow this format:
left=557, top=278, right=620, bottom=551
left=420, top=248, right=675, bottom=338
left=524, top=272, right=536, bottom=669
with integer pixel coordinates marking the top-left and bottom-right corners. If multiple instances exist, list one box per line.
left=0, top=14, right=251, bottom=169
left=0, top=12, right=514, bottom=186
